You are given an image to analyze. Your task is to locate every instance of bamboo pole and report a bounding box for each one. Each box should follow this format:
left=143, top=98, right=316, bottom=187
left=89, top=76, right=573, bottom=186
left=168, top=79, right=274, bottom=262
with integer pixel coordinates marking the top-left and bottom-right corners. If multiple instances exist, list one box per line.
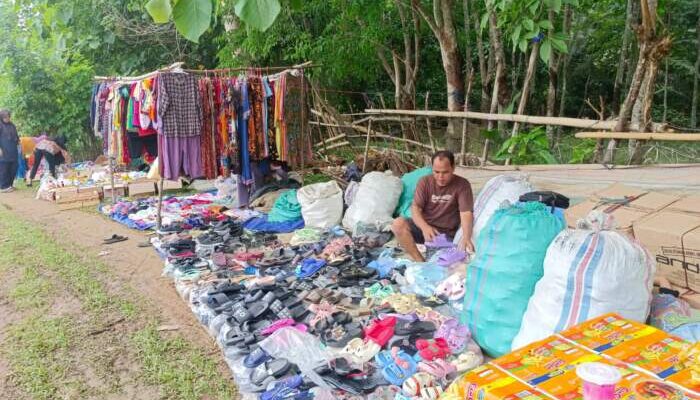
left=109, top=156, right=116, bottom=204
left=309, top=122, right=433, bottom=149
left=424, top=92, right=436, bottom=152
left=576, top=131, right=700, bottom=141
left=362, top=119, right=373, bottom=172
left=460, top=70, right=475, bottom=165
left=364, top=109, right=669, bottom=132
left=156, top=176, right=164, bottom=231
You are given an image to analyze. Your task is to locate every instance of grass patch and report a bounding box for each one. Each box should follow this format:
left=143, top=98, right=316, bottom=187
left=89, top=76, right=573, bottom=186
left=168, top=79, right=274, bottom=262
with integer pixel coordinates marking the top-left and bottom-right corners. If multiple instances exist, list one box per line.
left=0, top=203, right=238, bottom=399
left=0, top=207, right=134, bottom=315
left=133, top=325, right=237, bottom=400
left=9, top=265, right=53, bottom=310
left=4, top=316, right=85, bottom=400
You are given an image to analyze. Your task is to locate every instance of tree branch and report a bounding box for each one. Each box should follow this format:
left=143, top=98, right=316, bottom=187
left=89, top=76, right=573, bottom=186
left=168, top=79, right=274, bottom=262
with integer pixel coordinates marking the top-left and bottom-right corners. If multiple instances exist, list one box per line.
left=410, top=0, right=440, bottom=37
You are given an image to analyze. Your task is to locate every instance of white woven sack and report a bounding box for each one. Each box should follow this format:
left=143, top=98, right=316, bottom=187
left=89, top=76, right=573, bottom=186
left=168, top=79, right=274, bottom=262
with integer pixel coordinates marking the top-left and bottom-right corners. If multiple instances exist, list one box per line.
left=342, top=171, right=402, bottom=231
left=297, top=181, right=343, bottom=229
left=512, top=211, right=655, bottom=349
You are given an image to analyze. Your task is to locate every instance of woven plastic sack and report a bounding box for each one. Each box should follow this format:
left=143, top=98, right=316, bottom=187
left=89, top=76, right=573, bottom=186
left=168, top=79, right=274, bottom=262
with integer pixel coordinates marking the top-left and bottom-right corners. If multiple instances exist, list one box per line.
left=342, top=171, right=402, bottom=230
left=268, top=189, right=302, bottom=222
left=462, top=202, right=564, bottom=357
left=395, top=167, right=432, bottom=218
left=512, top=211, right=655, bottom=350
left=454, top=174, right=534, bottom=244
left=297, top=181, right=343, bottom=229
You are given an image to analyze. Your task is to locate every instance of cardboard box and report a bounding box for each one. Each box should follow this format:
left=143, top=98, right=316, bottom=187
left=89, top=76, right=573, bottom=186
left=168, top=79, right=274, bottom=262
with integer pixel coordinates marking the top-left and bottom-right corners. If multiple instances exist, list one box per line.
left=442, top=364, right=549, bottom=400
left=444, top=314, right=699, bottom=400
left=634, top=211, right=700, bottom=292
left=668, top=195, right=700, bottom=215
left=128, top=180, right=156, bottom=197
left=102, top=184, right=126, bottom=198
left=58, top=198, right=100, bottom=211
left=564, top=184, right=679, bottom=237
left=162, top=179, right=183, bottom=190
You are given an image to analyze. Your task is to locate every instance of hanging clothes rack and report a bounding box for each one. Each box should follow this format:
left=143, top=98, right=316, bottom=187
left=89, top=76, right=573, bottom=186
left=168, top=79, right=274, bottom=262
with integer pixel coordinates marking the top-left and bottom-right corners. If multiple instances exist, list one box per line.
left=92, top=61, right=316, bottom=231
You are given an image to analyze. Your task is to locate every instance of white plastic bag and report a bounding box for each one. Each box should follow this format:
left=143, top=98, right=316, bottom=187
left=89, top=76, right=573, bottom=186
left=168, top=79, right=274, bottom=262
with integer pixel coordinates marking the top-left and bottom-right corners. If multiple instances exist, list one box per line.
left=297, top=181, right=343, bottom=229
left=342, top=171, right=402, bottom=230
left=454, top=174, right=534, bottom=244
left=512, top=211, right=655, bottom=349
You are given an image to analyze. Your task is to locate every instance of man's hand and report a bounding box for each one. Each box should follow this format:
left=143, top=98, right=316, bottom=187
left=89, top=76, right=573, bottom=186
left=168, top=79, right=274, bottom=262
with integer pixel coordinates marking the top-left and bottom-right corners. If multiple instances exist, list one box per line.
left=458, top=236, right=475, bottom=253
left=421, top=225, right=440, bottom=243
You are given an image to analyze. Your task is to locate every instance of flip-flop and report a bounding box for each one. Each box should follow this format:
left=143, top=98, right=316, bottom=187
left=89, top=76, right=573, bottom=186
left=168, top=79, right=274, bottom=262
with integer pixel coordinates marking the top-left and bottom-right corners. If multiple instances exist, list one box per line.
left=416, top=338, right=451, bottom=361
left=418, top=358, right=456, bottom=379
left=295, top=258, right=326, bottom=279
left=341, top=337, right=381, bottom=364
left=250, top=359, right=292, bottom=386
left=103, top=234, right=128, bottom=244
left=260, top=374, right=304, bottom=400
left=377, top=348, right=417, bottom=386
left=364, top=316, right=397, bottom=347
left=243, top=347, right=271, bottom=368
left=402, top=372, right=441, bottom=397
left=424, top=233, right=453, bottom=248
left=394, top=320, right=436, bottom=336
left=320, top=373, right=363, bottom=396
left=436, top=247, right=467, bottom=266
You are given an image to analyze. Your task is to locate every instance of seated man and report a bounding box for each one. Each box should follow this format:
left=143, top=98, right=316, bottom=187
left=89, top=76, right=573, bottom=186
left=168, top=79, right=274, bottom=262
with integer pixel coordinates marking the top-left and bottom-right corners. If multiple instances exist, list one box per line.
left=391, top=150, right=475, bottom=261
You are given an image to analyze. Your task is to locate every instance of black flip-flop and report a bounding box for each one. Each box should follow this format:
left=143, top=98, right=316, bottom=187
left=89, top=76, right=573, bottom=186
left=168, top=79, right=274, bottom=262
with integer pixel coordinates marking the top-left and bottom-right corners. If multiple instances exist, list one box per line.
left=250, top=359, right=292, bottom=386
left=103, top=234, right=128, bottom=244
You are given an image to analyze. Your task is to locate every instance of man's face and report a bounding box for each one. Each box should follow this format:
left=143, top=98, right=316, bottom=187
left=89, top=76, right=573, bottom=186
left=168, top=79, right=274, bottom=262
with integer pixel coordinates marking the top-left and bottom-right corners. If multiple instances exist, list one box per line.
left=432, top=157, right=454, bottom=187
left=2, top=116, right=9, bottom=123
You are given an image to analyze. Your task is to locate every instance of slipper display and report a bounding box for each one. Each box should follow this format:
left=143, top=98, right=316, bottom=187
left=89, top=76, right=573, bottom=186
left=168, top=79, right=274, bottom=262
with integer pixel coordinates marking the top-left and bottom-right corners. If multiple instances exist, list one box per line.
left=137, top=194, right=494, bottom=399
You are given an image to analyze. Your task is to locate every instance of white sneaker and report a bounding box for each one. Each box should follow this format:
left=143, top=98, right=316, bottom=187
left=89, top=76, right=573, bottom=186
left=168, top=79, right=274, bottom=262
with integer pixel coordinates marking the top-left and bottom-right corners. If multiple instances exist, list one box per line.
left=0, top=187, right=14, bottom=193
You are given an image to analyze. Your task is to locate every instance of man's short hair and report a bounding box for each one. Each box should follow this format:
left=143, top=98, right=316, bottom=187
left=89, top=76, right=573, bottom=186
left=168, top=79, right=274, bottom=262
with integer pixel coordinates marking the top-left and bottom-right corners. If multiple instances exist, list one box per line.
left=431, top=150, right=455, bottom=167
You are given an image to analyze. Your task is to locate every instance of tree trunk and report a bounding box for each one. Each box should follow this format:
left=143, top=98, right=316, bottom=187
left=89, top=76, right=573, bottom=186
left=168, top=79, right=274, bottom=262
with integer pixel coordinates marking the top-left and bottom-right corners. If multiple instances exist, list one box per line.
left=613, top=0, right=635, bottom=115
left=412, top=0, right=464, bottom=151
left=487, top=8, right=508, bottom=115
left=608, top=0, right=671, bottom=165
left=474, top=12, right=490, bottom=112
left=510, top=42, right=540, bottom=140
left=506, top=42, right=539, bottom=165
left=546, top=6, right=572, bottom=144
left=692, top=0, right=700, bottom=128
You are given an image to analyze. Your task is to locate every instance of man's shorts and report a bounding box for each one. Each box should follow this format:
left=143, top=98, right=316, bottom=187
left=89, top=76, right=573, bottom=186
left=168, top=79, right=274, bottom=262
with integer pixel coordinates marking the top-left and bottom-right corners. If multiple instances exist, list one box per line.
left=406, top=218, right=426, bottom=244
left=405, top=218, right=454, bottom=244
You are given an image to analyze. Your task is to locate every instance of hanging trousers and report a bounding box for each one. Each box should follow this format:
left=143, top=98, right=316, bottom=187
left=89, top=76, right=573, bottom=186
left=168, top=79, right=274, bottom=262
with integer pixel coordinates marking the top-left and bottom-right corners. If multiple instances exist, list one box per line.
left=0, top=161, right=17, bottom=189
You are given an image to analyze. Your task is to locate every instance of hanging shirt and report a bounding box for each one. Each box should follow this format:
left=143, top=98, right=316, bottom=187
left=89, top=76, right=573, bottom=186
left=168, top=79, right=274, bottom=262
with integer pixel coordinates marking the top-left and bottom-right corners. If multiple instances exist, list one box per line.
left=157, top=73, right=202, bottom=137
left=237, top=79, right=252, bottom=181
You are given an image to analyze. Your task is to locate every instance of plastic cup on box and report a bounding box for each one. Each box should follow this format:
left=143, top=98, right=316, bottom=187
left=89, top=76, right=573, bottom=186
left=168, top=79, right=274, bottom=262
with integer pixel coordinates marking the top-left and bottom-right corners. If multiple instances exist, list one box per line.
left=576, top=362, right=622, bottom=400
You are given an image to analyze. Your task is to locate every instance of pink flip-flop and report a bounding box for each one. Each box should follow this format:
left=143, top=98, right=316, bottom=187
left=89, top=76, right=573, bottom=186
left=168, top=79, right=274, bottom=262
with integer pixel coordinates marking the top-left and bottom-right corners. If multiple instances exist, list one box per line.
left=261, top=318, right=308, bottom=336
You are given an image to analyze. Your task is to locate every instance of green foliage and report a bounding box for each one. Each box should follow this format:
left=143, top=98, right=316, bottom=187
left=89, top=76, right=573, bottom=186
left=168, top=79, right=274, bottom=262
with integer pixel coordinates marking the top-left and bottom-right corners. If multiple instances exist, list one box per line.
left=172, top=0, right=213, bottom=43
left=569, top=138, right=597, bottom=164
left=494, top=127, right=558, bottom=164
